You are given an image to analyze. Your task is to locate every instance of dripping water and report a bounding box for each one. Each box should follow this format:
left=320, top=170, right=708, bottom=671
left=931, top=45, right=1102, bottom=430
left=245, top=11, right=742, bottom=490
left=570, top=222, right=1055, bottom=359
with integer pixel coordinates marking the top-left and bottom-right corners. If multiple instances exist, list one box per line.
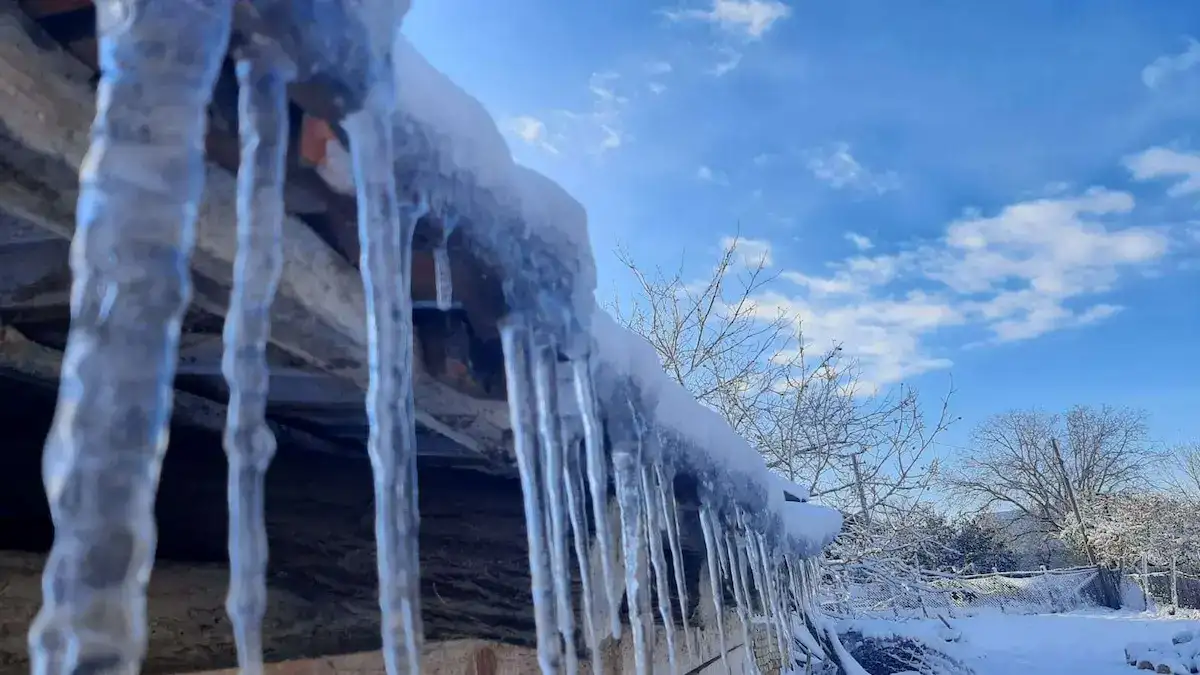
left=221, top=43, right=294, bottom=675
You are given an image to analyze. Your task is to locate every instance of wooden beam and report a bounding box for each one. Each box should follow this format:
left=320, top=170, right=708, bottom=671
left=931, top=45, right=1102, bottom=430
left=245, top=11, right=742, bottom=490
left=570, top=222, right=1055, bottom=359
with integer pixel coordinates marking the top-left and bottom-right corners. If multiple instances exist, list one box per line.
left=0, top=323, right=356, bottom=457
left=17, top=0, right=89, bottom=20
left=0, top=4, right=512, bottom=463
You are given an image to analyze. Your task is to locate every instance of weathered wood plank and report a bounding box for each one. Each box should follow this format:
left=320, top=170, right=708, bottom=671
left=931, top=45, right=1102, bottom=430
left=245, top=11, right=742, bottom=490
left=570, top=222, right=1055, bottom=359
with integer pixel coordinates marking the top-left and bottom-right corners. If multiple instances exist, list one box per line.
left=0, top=323, right=354, bottom=457
left=0, top=3, right=512, bottom=461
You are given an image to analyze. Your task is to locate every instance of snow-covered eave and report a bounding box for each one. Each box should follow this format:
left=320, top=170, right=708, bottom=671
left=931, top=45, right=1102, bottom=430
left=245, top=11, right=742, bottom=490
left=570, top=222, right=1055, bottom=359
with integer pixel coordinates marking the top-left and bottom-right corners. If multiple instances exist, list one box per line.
left=309, top=31, right=839, bottom=559
left=589, top=308, right=842, bottom=556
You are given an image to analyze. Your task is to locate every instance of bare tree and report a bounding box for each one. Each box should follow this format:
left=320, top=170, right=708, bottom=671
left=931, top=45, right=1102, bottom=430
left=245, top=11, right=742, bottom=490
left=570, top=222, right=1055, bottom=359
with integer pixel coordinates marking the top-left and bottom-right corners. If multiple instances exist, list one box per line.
left=1162, top=442, right=1200, bottom=496
left=948, top=405, right=1159, bottom=535
left=609, top=235, right=954, bottom=516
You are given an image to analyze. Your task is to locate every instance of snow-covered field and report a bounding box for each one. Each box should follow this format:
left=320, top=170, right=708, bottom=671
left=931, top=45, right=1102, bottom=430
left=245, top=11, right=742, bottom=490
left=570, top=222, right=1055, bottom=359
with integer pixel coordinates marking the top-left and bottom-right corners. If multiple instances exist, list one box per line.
left=843, top=610, right=1200, bottom=675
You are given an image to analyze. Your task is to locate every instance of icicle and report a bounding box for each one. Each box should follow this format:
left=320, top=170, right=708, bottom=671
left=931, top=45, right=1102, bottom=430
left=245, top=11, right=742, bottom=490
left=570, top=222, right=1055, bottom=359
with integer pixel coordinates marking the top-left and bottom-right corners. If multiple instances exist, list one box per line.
left=699, top=503, right=731, bottom=675
left=739, top=514, right=766, bottom=616
left=610, top=389, right=649, bottom=675
left=773, top=563, right=798, bottom=669
left=656, top=463, right=694, bottom=659
left=755, top=537, right=788, bottom=667
left=500, top=320, right=560, bottom=672
left=219, top=41, right=294, bottom=675
left=345, top=76, right=425, bottom=673
left=433, top=215, right=456, bottom=311
left=641, top=465, right=678, bottom=674
left=786, top=557, right=826, bottom=663
left=564, top=438, right=601, bottom=675
left=28, top=1, right=234, bottom=672
left=534, top=342, right=578, bottom=674
left=572, top=360, right=621, bottom=638
left=723, top=529, right=757, bottom=675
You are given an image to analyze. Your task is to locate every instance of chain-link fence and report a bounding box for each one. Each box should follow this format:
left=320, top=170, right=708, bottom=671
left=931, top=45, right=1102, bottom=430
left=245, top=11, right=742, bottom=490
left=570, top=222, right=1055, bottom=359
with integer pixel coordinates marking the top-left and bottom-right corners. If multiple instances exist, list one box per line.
left=1127, top=569, right=1200, bottom=611
left=818, top=562, right=1115, bottom=619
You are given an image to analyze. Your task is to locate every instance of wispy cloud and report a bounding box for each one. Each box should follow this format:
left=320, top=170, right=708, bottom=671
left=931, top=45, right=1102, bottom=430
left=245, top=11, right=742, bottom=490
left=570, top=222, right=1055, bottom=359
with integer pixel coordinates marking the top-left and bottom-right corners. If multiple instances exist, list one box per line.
left=722, top=236, right=774, bottom=267
left=806, top=142, right=900, bottom=195
left=844, top=232, right=874, bottom=251
left=663, top=0, right=793, bottom=40
left=506, top=71, right=632, bottom=156
left=745, top=182, right=1175, bottom=386
left=1141, top=37, right=1200, bottom=89
left=1124, top=146, right=1200, bottom=196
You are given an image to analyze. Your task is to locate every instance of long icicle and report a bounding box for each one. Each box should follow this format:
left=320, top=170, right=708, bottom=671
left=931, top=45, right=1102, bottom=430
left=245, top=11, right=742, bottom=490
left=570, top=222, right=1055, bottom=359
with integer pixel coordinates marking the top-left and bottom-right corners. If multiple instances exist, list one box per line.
left=641, top=465, right=678, bottom=674
left=786, top=557, right=826, bottom=664
left=344, top=82, right=424, bottom=674
left=656, top=464, right=694, bottom=659
left=756, top=536, right=789, bottom=665
left=611, top=392, right=649, bottom=675
left=699, top=504, right=731, bottom=675
left=28, top=1, right=234, bottom=672
left=500, top=320, right=560, bottom=672
left=564, top=437, right=601, bottom=675
left=534, top=342, right=578, bottom=674
left=221, top=42, right=294, bottom=675
left=573, top=360, right=621, bottom=638
left=725, top=529, right=758, bottom=675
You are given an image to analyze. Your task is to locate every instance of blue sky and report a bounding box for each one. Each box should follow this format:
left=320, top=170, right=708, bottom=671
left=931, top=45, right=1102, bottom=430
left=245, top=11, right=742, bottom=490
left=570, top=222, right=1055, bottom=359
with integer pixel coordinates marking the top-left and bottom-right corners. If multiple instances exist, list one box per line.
left=404, top=1, right=1200, bottom=451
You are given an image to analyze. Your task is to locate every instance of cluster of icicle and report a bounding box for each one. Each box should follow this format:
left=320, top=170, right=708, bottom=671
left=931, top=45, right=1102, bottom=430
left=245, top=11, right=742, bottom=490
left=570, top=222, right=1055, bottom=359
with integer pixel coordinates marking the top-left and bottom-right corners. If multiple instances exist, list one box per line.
left=26, top=1, right=852, bottom=674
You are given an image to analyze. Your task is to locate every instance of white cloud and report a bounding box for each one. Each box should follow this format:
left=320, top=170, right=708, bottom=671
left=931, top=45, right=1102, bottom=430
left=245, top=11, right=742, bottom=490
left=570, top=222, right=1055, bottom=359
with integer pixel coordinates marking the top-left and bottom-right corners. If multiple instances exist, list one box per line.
left=806, top=142, right=900, bottom=195
left=510, top=71, right=632, bottom=157
left=742, top=186, right=1173, bottom=387
left=844, top=232, right=873, bottom=251
left=721, top=236, right=774, bottom=267
left=649, top=82, right=667, bottom=95
left=505, top=115, right=560, bottom=155
left=1141, top=37, right=1200, bottom=89
left=663, top=0, right=792, bottom=39
left=1124, top=146, right=1200, bottom=197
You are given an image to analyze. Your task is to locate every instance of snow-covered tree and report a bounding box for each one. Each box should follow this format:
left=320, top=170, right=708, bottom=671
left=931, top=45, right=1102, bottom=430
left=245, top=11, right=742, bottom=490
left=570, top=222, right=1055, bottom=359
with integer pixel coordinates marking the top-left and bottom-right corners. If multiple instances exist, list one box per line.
left=1065, top=492, right=1200, bottom=572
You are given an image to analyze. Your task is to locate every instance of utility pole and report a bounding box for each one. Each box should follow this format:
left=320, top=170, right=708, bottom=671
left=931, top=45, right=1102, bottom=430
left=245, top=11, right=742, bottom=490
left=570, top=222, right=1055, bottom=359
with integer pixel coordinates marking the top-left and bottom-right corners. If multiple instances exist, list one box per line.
left=1051, top=438, right=1097, bottom=565
left=1051, top=437, right=1118, bottom=608
left=851, top=449, right=871, bottom=528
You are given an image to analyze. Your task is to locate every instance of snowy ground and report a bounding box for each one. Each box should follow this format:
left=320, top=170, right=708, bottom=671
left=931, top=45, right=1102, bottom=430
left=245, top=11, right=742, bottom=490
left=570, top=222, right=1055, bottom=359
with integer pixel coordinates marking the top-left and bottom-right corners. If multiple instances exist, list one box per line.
left=843, top=609, right=1200, bottom=675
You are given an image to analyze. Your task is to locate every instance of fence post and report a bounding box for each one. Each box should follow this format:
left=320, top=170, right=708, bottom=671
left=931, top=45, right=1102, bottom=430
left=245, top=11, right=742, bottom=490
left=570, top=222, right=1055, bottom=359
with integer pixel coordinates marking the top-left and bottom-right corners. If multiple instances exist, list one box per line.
left=1171, top=554, right=1179, bottom=609
left=1140, top=552, right=1150, bottom=609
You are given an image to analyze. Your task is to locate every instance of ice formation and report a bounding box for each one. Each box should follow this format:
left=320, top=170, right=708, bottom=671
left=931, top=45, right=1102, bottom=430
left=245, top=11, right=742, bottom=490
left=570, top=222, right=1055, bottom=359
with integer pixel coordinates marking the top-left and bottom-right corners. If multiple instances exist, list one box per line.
left=28, top=1, right=853, bottom=674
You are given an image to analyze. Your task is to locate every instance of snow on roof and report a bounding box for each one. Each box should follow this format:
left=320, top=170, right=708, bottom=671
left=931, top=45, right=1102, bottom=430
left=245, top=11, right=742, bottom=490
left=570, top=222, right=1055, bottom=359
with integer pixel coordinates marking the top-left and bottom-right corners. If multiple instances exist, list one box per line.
left=588, top=308, right=842, bottom=553
left=381, top=34, right=840, bottom=556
